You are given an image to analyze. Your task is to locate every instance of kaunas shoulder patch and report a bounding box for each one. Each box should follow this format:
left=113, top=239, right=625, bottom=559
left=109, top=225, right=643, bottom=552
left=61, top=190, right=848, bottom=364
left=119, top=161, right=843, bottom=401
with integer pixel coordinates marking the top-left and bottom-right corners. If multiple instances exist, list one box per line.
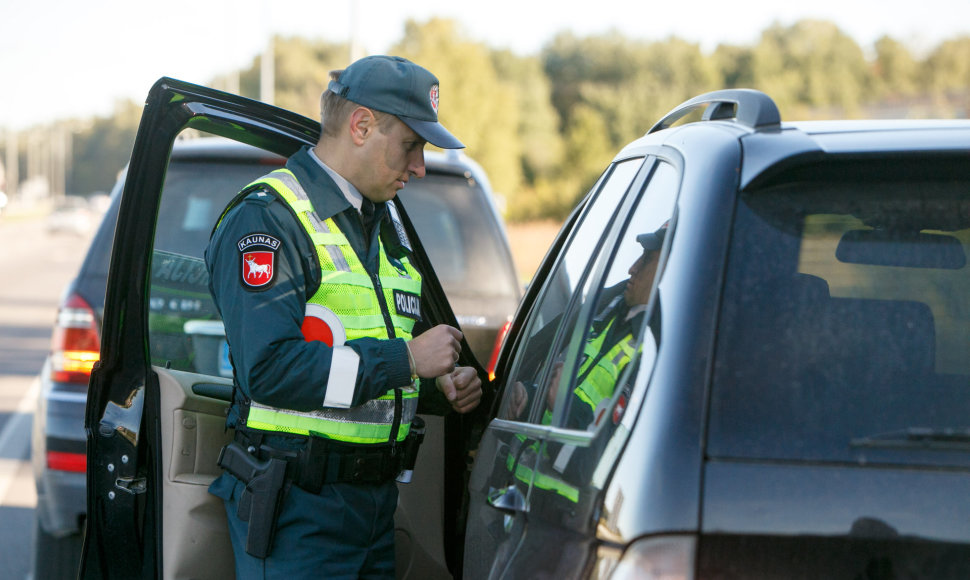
left=393, top=289, right=421, bottom=321
left=238, top=233, right=281, bottom=290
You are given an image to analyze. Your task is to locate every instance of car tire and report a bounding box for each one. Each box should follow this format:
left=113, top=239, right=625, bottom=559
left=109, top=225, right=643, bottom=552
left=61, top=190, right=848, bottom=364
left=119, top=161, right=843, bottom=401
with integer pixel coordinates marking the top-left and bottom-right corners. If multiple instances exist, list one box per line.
left=33, top=519, right=82, bottom=580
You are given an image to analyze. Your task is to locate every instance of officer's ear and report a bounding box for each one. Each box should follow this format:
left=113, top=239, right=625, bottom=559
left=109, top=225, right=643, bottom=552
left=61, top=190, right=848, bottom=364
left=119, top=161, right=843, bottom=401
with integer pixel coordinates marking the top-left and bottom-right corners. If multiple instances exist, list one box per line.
left=349, top=107, right=378, bottom=145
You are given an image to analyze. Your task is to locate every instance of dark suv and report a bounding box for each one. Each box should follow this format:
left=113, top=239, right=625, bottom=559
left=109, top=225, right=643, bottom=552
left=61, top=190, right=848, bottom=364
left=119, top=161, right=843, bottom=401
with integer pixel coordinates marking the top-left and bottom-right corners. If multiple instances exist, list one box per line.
left=463, top=91, right=970, bottom=578
left=33, top=130, right=519, bottom=577
left=83, top=82, right=970, bottom=579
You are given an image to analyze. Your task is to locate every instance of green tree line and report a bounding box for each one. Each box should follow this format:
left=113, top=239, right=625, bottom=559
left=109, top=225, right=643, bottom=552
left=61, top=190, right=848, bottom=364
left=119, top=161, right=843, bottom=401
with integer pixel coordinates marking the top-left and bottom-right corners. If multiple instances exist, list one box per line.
left=7, top=18, right=970, bottom=222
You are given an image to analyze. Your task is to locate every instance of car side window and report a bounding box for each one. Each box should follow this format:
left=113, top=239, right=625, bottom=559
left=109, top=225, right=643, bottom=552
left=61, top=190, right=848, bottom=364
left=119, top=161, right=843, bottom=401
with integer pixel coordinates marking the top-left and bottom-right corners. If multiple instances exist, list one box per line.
left=549, top=160, right=677, bottom=433
left=499, top=158, right=643, bottom=423
left=517, top=159, right=679, bottom=515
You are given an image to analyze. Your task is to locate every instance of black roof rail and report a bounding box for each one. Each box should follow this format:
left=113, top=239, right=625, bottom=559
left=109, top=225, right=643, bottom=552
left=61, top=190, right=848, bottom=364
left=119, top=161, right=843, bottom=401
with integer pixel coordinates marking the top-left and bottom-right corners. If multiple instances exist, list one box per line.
left=647, top=89, right=781, bottom=134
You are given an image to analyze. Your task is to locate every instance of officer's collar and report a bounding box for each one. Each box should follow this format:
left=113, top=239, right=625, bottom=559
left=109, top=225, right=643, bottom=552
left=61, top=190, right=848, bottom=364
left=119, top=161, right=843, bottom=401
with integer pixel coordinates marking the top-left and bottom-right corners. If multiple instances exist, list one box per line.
left=626, top=303, right=647, bottom=322
left=307, top=148, right=366, bottom=213
left=286, top=147, right=353, bottom=221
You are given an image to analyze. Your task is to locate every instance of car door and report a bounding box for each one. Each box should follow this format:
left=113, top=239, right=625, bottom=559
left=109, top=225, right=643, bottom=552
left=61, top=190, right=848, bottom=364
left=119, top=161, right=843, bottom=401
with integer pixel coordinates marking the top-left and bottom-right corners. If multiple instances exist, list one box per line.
left=462, top=155, right=680, bottom=579
left=80, top=78, right=480, bottom=579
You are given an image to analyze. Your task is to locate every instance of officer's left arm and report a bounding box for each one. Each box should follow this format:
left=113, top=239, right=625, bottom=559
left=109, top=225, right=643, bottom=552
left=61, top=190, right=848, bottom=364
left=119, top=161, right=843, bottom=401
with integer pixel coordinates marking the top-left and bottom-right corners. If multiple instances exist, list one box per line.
left=434, top=366, right=482, bottom=414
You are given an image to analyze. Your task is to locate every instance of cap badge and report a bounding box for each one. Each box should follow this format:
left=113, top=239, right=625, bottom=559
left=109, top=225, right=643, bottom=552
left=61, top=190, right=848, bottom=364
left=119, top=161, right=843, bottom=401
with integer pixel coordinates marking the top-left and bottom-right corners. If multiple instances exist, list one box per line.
left=429, top=84, right=439, bottom=115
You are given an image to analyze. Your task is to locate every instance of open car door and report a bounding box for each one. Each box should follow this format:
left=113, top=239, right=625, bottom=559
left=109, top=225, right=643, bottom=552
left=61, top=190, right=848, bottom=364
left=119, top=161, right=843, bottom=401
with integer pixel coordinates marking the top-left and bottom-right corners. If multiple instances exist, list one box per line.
left=80, top=78, right=484, bottom=579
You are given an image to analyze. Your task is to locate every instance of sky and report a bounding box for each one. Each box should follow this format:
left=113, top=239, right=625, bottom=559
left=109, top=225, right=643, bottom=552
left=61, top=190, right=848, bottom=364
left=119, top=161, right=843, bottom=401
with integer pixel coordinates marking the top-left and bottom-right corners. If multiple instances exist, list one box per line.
left=1, top=0, right=968, bottom=130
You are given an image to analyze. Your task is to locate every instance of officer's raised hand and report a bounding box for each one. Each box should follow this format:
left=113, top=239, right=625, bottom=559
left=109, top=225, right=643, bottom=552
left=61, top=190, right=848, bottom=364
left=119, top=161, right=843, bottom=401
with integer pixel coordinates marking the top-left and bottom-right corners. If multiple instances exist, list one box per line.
left=407, top=324, right=462, bottom=378
left=436, top=366, right=482, bottom=414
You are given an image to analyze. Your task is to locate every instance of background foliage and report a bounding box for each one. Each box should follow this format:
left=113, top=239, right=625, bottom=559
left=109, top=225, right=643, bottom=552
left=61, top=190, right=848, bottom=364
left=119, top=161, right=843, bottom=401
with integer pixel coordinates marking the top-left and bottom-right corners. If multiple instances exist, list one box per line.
left=7, top=18, right=969, bottom=222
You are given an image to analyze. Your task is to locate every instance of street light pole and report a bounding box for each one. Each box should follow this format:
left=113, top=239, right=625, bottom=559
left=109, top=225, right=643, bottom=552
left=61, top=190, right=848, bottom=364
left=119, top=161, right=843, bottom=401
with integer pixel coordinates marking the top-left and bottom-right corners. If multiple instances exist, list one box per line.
left=260, top=0, right=274, bottom=106
left=5, top=130, right=17, bottom=199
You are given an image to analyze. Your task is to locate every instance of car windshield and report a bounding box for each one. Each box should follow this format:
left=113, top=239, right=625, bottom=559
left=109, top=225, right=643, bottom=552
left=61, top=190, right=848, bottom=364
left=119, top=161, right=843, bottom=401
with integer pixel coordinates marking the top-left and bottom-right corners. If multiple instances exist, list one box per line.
left=399, top=172, right=518, bottom=299
left=709, top=157, right=970, bottom=468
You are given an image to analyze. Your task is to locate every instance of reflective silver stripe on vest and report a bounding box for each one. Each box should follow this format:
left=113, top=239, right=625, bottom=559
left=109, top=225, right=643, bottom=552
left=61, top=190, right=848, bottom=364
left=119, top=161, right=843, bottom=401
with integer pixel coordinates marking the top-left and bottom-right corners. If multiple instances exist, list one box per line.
left=318, top=220, right=351, bottom=272
left=323, top=345, right=360, bottom=408
left=274, top=171, right=305, bottom=202
left=249, top=394, right=418, bottom=427
left=276, top=170, right=352, bottom=272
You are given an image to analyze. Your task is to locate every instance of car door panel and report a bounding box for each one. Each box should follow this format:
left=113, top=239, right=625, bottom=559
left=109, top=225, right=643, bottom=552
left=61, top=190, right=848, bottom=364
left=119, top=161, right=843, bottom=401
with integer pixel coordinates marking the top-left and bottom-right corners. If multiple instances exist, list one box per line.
left=463, top=423, right=540, bottom=579
left=393, top=414, right=450, bottom=578
left=156, top=368, right=234, bottom=579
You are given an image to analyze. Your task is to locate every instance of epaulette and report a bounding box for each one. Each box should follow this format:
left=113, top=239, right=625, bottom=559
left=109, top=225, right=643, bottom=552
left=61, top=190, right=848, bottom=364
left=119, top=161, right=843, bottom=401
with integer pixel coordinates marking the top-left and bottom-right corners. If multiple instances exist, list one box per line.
left=241, top=186, right=280, bottom=207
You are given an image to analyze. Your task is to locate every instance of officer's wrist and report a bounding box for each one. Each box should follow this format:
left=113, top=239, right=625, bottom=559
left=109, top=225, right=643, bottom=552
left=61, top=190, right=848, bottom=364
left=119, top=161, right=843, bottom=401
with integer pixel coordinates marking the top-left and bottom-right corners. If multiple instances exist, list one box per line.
left=405, top=341, right=419, bottom=382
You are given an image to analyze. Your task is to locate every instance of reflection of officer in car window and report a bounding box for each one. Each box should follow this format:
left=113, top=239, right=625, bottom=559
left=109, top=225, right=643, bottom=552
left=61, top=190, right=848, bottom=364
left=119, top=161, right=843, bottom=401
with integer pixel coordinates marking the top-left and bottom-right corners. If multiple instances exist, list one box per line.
left=561, top=225, right=665, bottom=429
left=503, top=226, right=667, bottom=507
left=506, top=224, right=666, bottom=427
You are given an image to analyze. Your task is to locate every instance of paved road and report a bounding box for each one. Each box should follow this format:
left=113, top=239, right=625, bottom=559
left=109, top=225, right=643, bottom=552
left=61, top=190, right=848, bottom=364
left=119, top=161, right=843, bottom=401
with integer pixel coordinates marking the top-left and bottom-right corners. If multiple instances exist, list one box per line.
left=0, top=213, right=93, bottom=580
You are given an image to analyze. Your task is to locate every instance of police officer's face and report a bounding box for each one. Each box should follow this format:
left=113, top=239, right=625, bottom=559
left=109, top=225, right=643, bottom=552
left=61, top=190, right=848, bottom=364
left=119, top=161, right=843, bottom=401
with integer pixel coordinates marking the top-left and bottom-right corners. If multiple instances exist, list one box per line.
left=359, top=114, right=427, bottom=202
left=624, top=249, right=660, bottom=307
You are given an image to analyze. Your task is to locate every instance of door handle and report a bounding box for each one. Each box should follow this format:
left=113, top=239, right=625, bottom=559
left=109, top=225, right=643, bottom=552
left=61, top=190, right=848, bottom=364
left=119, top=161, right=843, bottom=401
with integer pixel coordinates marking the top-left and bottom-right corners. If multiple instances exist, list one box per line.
left=486, top=483, right=528, bottom=514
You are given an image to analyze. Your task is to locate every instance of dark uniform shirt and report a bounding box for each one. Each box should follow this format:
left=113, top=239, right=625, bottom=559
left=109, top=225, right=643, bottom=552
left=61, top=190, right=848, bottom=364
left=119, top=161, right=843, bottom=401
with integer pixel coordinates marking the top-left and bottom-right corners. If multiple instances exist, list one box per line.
left=205, top=146, right=414, bottom=425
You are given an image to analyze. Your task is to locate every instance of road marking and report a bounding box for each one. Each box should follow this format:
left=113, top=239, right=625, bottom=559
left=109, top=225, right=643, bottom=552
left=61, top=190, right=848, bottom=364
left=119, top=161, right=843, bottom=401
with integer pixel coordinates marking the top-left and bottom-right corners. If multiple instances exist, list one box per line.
left=0, top=377, right=39, bottom=505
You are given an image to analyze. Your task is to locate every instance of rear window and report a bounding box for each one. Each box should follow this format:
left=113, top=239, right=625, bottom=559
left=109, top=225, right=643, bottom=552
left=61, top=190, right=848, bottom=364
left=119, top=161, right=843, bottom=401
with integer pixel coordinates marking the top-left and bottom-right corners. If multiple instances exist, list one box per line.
left=147, top=153, right=285, bottom=373
left=399, top=172, right=519, bottom=299
left=709, top=158, right=970, bottom=468
left=86, top=154, right=283, bottom=278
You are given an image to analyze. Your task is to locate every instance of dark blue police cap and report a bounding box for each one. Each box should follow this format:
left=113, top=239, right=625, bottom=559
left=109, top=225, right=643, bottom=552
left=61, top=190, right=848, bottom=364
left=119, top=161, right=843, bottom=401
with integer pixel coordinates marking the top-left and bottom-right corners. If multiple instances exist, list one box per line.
left=328, top=55, right=464, bottom=149
left=636, top=223, right=668, bottom=251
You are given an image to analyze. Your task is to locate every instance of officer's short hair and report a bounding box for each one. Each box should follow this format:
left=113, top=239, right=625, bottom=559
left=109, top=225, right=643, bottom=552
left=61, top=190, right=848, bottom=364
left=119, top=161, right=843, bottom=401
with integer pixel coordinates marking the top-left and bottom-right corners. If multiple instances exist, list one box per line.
left=321, top=70, right=394, bottom=138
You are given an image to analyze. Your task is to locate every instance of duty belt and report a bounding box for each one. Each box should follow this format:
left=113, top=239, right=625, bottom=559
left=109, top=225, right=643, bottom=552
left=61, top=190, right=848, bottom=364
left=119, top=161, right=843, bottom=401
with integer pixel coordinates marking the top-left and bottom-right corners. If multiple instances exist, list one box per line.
left=232, top=428, right=407, bottom=493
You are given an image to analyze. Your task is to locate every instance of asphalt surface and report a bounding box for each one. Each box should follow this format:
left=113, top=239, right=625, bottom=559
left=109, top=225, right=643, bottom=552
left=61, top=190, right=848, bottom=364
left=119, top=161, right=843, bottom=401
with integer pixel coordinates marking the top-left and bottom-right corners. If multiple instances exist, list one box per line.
left=0, top=210, right=93, bottom=580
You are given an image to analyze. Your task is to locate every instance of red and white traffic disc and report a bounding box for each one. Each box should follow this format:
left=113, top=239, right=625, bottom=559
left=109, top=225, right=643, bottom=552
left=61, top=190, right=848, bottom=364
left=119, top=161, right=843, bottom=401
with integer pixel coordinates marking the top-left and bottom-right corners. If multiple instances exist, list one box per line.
left=301, top=303, right=346, bottom=347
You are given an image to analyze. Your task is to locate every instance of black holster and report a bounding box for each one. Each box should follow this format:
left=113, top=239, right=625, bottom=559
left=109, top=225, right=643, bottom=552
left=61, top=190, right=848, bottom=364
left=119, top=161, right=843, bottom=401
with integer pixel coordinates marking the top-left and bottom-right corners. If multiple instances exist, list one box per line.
left=217, top=441, right=288, bottom=559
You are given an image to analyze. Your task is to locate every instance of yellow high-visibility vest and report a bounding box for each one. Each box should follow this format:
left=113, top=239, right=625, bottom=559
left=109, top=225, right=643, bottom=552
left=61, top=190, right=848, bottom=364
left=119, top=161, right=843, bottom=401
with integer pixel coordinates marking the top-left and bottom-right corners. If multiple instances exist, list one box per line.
left=226, top=169, right=423, bottom=445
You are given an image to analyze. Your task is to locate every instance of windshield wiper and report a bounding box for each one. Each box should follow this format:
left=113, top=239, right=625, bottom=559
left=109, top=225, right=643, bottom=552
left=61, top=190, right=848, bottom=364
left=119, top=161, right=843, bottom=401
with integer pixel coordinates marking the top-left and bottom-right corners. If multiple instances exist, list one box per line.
left=850, top=427, right=970, bottom=451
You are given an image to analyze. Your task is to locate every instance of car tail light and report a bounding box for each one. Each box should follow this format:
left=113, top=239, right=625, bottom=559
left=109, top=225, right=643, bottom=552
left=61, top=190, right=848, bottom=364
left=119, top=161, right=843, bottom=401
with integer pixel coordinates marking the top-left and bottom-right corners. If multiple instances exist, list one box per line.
left=486, top=319, right=512, bottom=381
left=47, top=450, right=87, bottom=472
left=596, top=535, right=696, bottom=580
left=50, top=293, right=100, bottom=384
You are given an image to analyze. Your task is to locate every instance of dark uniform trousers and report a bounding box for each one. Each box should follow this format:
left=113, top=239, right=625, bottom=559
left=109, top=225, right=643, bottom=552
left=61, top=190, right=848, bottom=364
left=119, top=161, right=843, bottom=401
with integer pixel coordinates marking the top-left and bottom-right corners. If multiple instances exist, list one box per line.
left=210, top=471, right=398, bottom=579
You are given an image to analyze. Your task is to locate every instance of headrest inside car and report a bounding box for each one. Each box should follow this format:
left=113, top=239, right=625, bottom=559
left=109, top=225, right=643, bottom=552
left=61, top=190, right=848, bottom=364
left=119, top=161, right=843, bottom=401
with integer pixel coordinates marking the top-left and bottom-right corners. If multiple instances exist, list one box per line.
left=836, top=229, right=966, bottom=269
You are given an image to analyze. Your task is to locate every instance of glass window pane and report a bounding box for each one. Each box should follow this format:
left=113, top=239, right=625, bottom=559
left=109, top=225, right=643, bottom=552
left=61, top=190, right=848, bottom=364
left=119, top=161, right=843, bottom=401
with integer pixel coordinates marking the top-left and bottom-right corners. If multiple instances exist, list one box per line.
left=512, top=159, right=679, bottom=517
left=399, top=174, right=518, bottom=299
left=148, top=135, right=285, bottom=376
left=550, top=161, right=677, bottom=432
left=710, top=159, right=970, bottom=468
left=499, top=159, right=643, bottom=423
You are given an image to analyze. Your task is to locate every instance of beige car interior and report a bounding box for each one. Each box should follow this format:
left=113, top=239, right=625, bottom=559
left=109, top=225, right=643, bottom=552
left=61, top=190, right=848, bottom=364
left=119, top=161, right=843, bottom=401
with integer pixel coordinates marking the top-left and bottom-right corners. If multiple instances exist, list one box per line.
left=156, top=366, right=451, bottom=579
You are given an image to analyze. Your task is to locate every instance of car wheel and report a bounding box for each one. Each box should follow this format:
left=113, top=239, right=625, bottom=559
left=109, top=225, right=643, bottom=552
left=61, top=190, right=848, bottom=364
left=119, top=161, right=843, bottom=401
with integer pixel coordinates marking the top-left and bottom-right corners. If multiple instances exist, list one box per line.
left=33, top=519, right=82, bottom=580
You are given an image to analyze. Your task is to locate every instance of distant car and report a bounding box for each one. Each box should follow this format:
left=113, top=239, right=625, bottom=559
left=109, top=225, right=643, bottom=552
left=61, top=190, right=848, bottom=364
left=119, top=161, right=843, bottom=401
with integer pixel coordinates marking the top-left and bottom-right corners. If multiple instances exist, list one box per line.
left=33, top=128, right=519, bottom=577
left=45, top=196, right=96, bottom=236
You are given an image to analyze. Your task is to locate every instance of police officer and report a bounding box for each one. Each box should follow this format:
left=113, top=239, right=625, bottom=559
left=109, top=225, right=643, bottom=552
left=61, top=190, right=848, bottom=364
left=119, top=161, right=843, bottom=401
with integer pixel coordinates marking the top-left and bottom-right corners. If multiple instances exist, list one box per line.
left=205, top=55, right=482, bottom=579
left=567, top=225, right=664, bottom=428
